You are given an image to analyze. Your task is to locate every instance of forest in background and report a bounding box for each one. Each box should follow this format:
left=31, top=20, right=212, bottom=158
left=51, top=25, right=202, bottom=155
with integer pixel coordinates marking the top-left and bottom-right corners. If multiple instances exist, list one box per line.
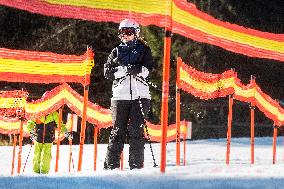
left=0, top=0, right=284, bottom=144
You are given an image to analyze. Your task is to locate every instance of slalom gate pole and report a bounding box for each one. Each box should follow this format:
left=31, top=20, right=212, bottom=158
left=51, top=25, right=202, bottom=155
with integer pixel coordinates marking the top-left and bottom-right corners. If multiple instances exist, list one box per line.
left=226, top=94, right=233, bottom=165
left=160, top=32, right=171, bottom=172
left=17, top=119, right=24, bottom=174
left=78, top=51, right=91, bottom=171
left=176, top=57, right=181, bottom=166
left=93, top=126, right=98, bottom=171
left=120, top=151, right=124, bottom=170
left=250, top=75, right=256, bottom=164
left=11, top=134, right=17, bottom=175
left=160, top=11, right=173, bottom=172
left=55, top=107, right=63, bottom=172
left=250, top=105, right=255, bottom=164
left=68, top=114, right=74, bottom=172
left=22, top=141, right=33, bottom=173
left=272, top=125, right=277, bottom=164
left=78, top=81, right=90, bottom=171
left=183, top=120, right=187, bottom=166
left=280, top=127, right=284, bottom=161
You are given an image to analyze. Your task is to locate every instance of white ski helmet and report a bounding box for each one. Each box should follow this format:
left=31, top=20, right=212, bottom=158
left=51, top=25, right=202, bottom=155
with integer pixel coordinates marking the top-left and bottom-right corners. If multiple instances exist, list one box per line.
left=119, top=19, right=140, bottom=36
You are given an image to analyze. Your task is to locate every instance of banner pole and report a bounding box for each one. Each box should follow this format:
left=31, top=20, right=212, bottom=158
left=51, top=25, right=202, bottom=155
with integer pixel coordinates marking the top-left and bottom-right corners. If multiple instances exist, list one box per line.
left=250, top=75, right=256, bottom=164
left=250, top=104, right=255, bottom=164
left=273, top=125, right=277, bottom=164
left=160, top=0, right=173, bottom=173
left=17, top=119, right=24, bottom=174
left=55, top=107, right=63, bottom=172
left=183, top=120, right=187, bottom=166
left=176, top=57, right=181, bottom=166
left=78, top=83, right=89, bottom=171
left=93, top=126, right=98, bottom=171
left=78, top=47, right=92, bottom=171
left=11, top=134, right=17, bottom=175
left=226, top=94, right=233, bottom=165
left=160, top=31, right=172, bottom=173
left=120, top=151, right=124, bottom=170
left=68, top=114, right=74, bottom=172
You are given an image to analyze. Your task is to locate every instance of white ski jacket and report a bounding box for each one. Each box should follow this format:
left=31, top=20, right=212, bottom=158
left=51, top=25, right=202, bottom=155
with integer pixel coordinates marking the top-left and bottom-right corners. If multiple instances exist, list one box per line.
left=104, top=39, right=155, bottom=101
left=112, top=66, right=150, bottom=100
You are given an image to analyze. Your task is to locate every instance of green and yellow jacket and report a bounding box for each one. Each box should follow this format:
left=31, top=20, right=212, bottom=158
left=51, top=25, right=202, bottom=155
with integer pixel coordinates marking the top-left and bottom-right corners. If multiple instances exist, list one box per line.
left=27, top=111, right=67, bottom=143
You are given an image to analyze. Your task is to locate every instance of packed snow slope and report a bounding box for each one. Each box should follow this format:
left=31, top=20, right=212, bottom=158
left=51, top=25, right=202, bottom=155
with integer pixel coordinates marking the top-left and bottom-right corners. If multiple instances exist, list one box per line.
left=1, top=137, right=284, bottom=189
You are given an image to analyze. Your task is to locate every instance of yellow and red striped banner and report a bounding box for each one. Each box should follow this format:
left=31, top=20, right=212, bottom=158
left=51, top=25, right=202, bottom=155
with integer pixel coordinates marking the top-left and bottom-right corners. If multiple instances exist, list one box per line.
left=0, top=0, right=283, bottom=62
left=24, top=83, right=112, bottom=127
left=179, top=61, right=284, bottom=126
left=233, top=79, right=284, bottom=126
left=0, top=118, right=29, bottom=135
left=0, top=47, right=94, bottom=84
left=146, top=121, right=188, bottom=142
left=0, top=118, right=72, bottom=141
left=0, top=83, right=190, bottom=140
left=0, top=115, right=188, bottom=143
left=0, top=90, right=28, bottom=109
left=0, top=83, right=112, bottom=134
left=180, top=62, right=236, bottom=99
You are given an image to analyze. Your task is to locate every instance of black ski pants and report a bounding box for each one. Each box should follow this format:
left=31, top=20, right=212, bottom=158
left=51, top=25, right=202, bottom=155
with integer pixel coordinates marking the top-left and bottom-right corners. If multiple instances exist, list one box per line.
left=105, top=98, right=150, bottom=169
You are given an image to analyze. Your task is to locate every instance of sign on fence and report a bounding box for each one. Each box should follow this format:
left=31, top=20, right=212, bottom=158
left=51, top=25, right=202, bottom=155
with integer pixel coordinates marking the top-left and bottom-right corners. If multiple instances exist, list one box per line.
left=186, top=121, right=192, bottom=139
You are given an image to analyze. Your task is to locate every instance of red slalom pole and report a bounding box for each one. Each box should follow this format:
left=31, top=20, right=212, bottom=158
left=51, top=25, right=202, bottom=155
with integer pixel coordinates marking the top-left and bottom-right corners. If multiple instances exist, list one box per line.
left=160, top=31, right=172, bottom=173
left=17, top=119, right=24, bottom=174
left=11, top=134, right=17, bottom=175
left=226, top=95, right=233, bottom=165
left=273, top=125, right=277, bottom=164
left=55, top=108, right=63, bottom=172
left=120, top=151, right=124, bottom=170
left=160, top=0, right=173, bottom=173
left=250, top=104, right=255, bottom=164
left=68, top=137, right=73, bottom=172
left=176, top=57, right=181, bottom=166
left=77, top=84, right=89, bottom=171
left=68, top=114, right=74, bottom=172
left=93, top=126, right=98, bottom=171
left=183, top=120, right=187, bottom=166
left=250, top=75, right=256, bottom=164
left=78, top=48, right=93, bottom=171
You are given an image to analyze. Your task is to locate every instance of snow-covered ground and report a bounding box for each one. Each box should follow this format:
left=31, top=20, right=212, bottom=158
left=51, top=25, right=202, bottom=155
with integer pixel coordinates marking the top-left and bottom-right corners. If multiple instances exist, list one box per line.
left=1, top=137, right=284, bottom=189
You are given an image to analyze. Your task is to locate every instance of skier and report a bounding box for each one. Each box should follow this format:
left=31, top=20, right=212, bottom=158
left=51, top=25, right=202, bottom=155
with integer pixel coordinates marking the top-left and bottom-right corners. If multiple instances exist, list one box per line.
left=104, top=18, right=156, bottom=170
left=27, top=110, right=67, bottom=174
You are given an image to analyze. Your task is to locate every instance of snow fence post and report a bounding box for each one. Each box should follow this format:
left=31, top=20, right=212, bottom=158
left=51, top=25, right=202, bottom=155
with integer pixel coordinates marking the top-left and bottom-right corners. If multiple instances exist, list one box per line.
left=176, top=57, right=181, bottom=166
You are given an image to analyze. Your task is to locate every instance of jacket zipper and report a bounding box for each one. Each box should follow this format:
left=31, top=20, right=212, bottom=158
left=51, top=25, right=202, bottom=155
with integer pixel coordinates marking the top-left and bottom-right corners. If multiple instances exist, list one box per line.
left=128, top=46, right=133, bottom=100
left=130, top=75, right=132, bottom=100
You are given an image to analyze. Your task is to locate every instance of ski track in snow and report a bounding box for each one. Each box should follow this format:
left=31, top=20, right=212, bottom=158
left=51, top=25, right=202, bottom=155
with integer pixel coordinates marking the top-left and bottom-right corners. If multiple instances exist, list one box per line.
left=1, top=137, right=284, bottom=189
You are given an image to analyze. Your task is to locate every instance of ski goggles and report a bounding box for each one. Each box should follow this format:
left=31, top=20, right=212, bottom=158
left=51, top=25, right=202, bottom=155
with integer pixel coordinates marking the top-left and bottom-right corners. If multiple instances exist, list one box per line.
left=118, top=28, right=136, bottom=36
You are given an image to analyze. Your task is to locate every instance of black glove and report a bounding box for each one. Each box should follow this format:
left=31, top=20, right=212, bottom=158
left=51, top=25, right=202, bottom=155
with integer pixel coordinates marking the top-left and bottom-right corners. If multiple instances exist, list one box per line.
left=127, top=64, right=142, bottom=76
left=30, top=131, right=37, bottom=141
left=64, top=132, right=73, bottom=140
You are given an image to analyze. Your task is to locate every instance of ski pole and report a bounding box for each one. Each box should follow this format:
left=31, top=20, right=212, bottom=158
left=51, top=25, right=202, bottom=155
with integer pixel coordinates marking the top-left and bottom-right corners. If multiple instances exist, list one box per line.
left=133, top=74, right=158, bottom=167
left=69, top=143, right=75, bottom=172
left=67, top=133, right=75, bottom=172
left=144, top=121, right=158, bottom=167
left=22, top=141, right=33, bottom=173
left=71, top=155, right=75, bottom=171
left=68, top=135, right=73, bottom=172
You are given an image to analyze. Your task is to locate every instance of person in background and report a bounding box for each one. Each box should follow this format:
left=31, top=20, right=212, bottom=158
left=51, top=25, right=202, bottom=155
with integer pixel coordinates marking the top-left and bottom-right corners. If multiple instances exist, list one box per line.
left=104, top=18, right=156, bottom=170
left=27, top=111, right=67, bottom=174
